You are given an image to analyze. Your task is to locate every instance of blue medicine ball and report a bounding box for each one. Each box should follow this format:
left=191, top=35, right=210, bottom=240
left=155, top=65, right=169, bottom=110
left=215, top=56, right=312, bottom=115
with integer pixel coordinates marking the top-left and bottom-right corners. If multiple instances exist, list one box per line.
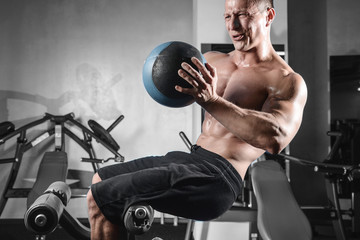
left=142, top=41, right=206, bottom=108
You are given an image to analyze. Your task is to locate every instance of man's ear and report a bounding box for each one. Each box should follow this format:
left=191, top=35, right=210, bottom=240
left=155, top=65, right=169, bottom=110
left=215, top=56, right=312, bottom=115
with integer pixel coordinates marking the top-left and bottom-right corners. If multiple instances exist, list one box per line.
left=265, top=8, right=275, bottom=27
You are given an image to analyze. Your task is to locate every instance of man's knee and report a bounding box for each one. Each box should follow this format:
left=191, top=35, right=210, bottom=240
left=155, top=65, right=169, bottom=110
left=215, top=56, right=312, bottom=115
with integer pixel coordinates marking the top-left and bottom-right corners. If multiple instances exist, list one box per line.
left=87, top=189, right=96, bottom=208
left=92, top=172, right=102, bottom=184
left=87, top=173, right=102, bottom=212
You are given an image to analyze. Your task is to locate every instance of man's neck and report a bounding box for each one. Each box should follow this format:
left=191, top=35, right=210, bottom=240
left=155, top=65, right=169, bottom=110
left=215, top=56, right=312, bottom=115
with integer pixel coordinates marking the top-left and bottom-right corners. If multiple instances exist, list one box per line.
left=232, top=41, right=274, bottom=67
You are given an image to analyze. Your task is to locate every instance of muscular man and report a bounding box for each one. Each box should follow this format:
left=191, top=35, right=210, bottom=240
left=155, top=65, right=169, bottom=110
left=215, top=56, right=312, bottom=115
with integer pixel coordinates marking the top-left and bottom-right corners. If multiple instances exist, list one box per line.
left=178, top=0, right=307, bottom=179
left=87, top=0, right=307, bottom=239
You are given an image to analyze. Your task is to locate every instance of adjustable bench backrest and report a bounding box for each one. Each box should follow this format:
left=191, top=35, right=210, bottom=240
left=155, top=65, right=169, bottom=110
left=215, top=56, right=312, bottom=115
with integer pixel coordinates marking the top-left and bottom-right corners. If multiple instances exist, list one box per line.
left=251, top=160, right=312, bottom=240
left=27, top=151, right=68, bottom=208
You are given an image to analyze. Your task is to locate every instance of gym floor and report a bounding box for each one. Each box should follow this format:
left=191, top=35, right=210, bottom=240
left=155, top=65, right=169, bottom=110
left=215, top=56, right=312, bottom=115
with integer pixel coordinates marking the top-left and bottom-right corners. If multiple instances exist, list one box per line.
left=0, top=219, right=189, bottom=240
left=1, top=219, right=359, bottom=240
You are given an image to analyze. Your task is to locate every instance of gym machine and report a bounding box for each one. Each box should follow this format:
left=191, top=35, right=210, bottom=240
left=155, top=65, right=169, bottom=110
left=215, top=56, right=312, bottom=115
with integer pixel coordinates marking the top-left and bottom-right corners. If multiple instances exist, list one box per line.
left=0, top=112, right=125, bottom=239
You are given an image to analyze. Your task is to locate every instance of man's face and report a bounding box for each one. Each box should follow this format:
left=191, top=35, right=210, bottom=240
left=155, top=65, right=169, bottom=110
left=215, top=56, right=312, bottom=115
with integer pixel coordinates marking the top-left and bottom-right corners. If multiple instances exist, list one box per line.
left=224, top=0, right=269, bottom=52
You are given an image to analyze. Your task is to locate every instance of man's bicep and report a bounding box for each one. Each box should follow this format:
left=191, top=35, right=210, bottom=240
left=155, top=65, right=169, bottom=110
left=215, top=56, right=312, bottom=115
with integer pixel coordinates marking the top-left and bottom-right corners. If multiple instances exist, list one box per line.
left=265, top=73, right=307, bottom=122
left=262, top=82, right=307, bottom=140
left=272, top=98, right=305, bottom=137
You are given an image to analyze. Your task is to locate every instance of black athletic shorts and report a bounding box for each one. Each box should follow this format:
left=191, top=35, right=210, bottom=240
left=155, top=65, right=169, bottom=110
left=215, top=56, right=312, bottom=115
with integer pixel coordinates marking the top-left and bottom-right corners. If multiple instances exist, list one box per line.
left=91, top=145, right=243, bottom=224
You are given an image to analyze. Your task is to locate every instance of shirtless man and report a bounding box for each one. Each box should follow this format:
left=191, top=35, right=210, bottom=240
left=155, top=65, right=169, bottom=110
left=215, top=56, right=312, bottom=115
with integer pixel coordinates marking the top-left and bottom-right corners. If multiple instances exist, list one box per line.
left=177, top=0, right=307, bottom=179
left=87, top=0, right=307, bottom=239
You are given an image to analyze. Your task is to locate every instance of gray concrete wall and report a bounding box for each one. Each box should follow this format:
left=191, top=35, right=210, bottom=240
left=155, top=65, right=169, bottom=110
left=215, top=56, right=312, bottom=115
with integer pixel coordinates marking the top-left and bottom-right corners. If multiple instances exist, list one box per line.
left=0, top=0, right=194, bottom=218
left=288, top=0, right=330, bottom=205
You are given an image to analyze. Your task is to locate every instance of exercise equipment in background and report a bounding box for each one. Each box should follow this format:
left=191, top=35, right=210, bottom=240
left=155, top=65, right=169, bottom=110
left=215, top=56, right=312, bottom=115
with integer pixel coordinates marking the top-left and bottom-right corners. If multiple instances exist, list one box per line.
left=24, top=180, right=159, bottom=240
left=0, top=112, right=125, bottom=240
left=22, top=129, right=192, bottom=240
left=271, top=130, right=360, bottom=240
left=142, top=41, right=206, bottom=108
left=1, top=114, right=189, bottom=240
left=25, top=181, right=71, bottom=235
left=184, top=130, right=360, bottom=240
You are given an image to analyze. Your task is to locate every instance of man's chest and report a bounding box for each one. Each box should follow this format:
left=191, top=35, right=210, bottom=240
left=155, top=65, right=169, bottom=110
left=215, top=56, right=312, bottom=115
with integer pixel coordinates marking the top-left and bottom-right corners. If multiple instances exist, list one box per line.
left=216, top=68, right=270, bottom=110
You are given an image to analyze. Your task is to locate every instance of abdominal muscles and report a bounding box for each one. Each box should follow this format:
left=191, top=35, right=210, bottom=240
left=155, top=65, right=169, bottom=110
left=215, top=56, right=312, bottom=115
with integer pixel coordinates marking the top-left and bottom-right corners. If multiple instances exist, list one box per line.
left=196, top=117, right=265, bottom=179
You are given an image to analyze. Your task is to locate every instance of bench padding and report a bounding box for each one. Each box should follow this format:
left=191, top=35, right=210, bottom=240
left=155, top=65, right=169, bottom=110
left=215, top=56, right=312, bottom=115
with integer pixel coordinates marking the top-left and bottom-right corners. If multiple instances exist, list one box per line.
left=251, top=160, right=312, bottom=240
left=27, top=151, right=68, bottom=208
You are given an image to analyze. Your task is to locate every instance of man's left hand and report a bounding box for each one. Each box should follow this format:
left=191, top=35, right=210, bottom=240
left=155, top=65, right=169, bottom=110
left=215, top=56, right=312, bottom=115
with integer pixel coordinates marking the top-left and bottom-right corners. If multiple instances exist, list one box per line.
left=176, top=57, right=219, bottom=104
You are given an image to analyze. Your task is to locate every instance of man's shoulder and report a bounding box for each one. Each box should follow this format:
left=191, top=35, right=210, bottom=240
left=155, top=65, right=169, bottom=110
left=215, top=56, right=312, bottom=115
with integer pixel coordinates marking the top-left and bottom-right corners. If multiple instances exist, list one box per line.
left=270, top=54, right=304, bottom=83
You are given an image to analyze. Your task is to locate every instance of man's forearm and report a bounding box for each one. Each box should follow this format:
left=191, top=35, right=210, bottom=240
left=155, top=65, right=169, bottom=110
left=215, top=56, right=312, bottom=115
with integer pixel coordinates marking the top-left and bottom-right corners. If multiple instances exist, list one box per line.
left=200, top=96, right=283, bottom=153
